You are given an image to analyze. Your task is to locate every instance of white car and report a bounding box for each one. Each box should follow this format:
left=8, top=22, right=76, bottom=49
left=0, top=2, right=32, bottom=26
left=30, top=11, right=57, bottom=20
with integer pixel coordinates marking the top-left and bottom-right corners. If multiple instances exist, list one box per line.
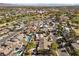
left=61, top=48, right=66, bottom=52
left=0, top=37, right=3, bottom=40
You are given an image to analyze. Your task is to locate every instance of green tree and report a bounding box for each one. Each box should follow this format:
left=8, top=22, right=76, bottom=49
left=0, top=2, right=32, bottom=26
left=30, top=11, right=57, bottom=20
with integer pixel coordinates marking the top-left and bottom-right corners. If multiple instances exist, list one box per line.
left=75, top=49, right=79, bottom=56
left=6, top=19, right=10, bottom=22
left=67, top=21, right=70, bottom=27
left=51, top=42, right=58, bottom=51
left=69, top=29, right=76, bottom=38
left=27, top=41, right=36, bottom=50
left=0, top=20, right=3, bottom=24
left=57, top=24, right=63, bottom=36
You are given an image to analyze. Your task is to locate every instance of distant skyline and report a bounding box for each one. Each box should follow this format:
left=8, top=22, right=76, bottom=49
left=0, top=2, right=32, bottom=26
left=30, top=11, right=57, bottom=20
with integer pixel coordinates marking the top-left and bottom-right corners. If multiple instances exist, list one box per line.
left=0, top=0, right=79, bottom=4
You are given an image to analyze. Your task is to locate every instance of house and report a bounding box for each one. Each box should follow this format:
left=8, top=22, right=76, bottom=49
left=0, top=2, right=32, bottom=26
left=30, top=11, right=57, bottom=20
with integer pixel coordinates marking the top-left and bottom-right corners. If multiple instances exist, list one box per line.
left=72, top=27, right=79, bottom=36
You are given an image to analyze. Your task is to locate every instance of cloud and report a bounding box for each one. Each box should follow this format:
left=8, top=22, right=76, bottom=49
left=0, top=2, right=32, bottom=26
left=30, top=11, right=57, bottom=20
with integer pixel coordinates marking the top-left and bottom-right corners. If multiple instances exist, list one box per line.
left=0, top=0, right=79, bottom=4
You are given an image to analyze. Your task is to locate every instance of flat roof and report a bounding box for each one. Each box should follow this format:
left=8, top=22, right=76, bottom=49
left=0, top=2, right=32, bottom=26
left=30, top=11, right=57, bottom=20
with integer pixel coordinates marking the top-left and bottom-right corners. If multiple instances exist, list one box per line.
left=71, top=43, right=79, bottom=50
left=72, top=28, right=79, bottom=36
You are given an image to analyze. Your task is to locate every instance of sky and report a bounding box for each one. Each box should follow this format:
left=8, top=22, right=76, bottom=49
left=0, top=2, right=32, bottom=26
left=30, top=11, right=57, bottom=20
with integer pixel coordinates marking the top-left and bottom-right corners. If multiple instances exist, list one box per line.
left=0, top=0, right=79, bottom=4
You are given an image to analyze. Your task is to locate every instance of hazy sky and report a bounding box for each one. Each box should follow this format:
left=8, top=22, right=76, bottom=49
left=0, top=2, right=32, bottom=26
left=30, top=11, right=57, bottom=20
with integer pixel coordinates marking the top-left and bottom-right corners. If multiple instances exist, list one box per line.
left=0, top=0, right=79, bottom=4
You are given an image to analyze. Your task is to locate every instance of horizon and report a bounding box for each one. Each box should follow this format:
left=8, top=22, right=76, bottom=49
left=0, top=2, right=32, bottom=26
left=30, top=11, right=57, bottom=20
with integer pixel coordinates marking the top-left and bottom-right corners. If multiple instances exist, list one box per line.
left=2, top=3, right=79, bottom=5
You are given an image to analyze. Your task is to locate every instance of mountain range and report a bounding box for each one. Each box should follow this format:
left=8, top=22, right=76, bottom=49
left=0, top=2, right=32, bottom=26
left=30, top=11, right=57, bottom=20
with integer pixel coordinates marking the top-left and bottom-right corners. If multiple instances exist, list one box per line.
left=0, top=3, right=79, bottom=7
